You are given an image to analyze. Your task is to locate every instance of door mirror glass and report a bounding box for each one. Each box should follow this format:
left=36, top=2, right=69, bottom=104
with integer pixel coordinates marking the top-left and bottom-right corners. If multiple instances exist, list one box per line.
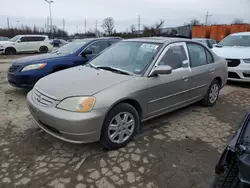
left=149, top=65, right=172, bottom=77
left=182, top=60, right=189, bottom=68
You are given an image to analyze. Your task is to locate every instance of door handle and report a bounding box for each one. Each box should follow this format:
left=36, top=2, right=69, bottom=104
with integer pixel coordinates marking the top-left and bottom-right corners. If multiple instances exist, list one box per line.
left=210, top=69, right=215, bottom=74
left=183, top=76, right=189, bottom=82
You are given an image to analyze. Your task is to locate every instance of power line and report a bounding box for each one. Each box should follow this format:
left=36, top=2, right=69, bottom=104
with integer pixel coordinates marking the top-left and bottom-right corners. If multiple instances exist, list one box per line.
left=205, top=11, right=212, bottom=25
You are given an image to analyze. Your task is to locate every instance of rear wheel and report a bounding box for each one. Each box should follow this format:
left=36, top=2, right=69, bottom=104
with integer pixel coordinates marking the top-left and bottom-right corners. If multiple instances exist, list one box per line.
left=100, top=103, right=139, bottom=150
left=213, top=161, right=241, bottom=188
left=202, top=79, right=220, bottom=107
left=5, top=47, right=16, bottom=55
left=39, top=46, right=48, bottom=53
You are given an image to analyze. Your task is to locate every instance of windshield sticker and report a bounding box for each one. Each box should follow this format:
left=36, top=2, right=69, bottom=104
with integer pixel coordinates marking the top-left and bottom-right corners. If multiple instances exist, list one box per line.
left=140, top=44, right=159, bottom=50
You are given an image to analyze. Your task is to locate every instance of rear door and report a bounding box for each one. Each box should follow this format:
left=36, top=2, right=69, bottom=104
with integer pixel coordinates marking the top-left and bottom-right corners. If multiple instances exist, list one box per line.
left=186, top=42, right=216, bottom=99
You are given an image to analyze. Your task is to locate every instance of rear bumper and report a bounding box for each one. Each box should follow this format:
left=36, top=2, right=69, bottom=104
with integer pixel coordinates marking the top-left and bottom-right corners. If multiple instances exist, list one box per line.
left=27, top=91, right=107, bottom=143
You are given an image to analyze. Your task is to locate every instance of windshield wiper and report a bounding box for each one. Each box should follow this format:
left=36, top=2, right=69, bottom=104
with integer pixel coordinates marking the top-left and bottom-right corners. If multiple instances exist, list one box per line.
left=86, top=63, right=99, bottom=70
left=96, top=66, right=132, bottom=75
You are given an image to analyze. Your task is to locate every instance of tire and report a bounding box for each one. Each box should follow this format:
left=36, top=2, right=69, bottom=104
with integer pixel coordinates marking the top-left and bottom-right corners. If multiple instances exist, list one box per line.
left=201, top=79, right=220, bottom=107
left=39, top=46, right=48, bottom=53
left=213, top=160, right=241, bottom=188
left=5, top=47, right=16, bottom=55
left=100, top=103, right=139, bottom=150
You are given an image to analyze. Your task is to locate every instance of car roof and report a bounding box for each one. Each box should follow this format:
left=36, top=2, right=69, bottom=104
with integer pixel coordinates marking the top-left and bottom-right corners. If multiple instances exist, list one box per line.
left=231, top=32, right=250, bottom=36
left=16, top=34, right=48, bottom=37
left=193, top=38, right=213, bottom=40
left=124, top=37, right=192, bottom=44
left=71, top=37, right=122, bottom=43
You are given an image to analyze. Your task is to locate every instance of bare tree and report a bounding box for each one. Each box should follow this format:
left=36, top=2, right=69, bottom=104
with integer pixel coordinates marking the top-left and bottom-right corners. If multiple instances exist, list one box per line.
left=143, top=20, right=165, bottom=37
left=102, top=17, right=115, bottom=35
left=130, top=24, right=136, bottom=33
left=189, top=19, right=201, bottom=26
left=232, top=18, right=244, bottom=24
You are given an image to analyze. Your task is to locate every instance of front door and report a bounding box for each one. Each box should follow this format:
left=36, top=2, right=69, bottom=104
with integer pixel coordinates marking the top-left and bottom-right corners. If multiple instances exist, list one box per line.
left=145, top=42, right=192, bottom=118
left=186, top=42, right=215, bottom=99
left=16, top=37, right=30, bottom=52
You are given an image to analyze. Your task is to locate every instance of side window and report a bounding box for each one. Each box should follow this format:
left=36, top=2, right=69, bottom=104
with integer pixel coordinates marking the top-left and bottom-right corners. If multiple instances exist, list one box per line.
left=205, top=50, right=214, bottom=64
left=19, top=37, right=29, bottom=42
left=187, top=43, right=207, bottom=67
left=85, top=41, right=109, bottom=55
left=35, top=37, right=45, bottom=41
left=109, top=40, right=119, bottom=46
left=158, top=44, right=187, bottom=70
left=28, top=37, right=37, bottom=42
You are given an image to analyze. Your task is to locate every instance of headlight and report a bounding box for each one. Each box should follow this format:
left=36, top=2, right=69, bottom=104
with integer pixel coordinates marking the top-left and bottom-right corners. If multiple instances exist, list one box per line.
left=57, top=97, right=96, bottom=112
left=243, top=59, right=250, bottom=63
left=21, top=63, right=47, bottom=72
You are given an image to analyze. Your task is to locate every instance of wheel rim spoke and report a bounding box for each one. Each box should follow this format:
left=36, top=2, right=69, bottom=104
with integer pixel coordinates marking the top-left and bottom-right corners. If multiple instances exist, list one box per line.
left=108, top=112, right=135, bottom=144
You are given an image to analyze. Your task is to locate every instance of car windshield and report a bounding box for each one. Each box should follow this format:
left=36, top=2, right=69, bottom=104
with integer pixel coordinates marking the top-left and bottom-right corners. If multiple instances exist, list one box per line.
left=218, top=35, right=250, bottom=47
left=90, top=41, right=161, bottom=75
left=9, top=36, right=20, bottom=42
left=55, top=41, right=88, bottom=54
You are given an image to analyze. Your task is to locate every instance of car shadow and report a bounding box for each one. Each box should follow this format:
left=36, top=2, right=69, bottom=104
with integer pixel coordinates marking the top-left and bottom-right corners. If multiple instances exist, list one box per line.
left=227, top=81, right=250, bottom=89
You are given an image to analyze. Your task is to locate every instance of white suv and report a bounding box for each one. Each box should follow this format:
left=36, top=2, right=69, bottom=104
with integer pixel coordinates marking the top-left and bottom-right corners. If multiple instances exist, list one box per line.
left=212, top=32, right=250, bottom=82
left=0, top=35, right=53, bottom=55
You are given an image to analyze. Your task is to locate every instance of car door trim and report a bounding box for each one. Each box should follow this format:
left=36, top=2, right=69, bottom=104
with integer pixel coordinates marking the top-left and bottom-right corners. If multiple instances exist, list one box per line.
left=145, top=95, right=202, bottom=118
left=148, top=83, right=208, bottom=104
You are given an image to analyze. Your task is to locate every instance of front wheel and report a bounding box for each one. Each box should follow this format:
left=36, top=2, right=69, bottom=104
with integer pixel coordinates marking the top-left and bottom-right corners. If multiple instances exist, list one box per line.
left=213, top=161, right=241, bottom=188
left=100, top=103, right=139, bottom=150
left=202, top=79, right=220, bottom=107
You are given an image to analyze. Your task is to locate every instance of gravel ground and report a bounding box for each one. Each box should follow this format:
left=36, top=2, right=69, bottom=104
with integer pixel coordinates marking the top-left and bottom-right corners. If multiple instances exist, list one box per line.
left=0, top=62, right=249, bottom=188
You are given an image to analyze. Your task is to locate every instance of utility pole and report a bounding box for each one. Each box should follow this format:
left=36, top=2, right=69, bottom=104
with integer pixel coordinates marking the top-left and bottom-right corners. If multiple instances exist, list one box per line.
left=7, top=17, right=10, bottom=29
left=138, top=15, right=141, bottom=37
left=205, top=11, right=212, bottom=25
left=62, top=18, right=65, bottom=37
left=84, top=19, right=87, bottom=34
left=45, top=0, right=54, bottom=38
left=95, top=20, right=98, bottom=34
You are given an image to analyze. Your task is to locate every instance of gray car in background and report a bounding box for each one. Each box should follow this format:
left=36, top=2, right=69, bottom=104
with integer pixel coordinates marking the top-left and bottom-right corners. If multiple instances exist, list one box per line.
left=27, top=37, right=228, bottom=149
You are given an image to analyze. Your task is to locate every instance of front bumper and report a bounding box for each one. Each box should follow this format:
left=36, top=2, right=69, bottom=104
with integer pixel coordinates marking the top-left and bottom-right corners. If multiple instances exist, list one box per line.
left=0, top=48, right=4, bottom=54
left=228, top=61, right=250, bottom=82
left=27, top=91, right=107, bottom=144
left=8, top=72, right=41, bottom=88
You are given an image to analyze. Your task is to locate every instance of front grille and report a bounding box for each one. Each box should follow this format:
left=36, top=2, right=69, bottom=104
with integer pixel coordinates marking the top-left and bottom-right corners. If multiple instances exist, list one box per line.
left=228, top=72, right=241, bottom=79
left=8, top=65, right=21, bottom=72
left=32, top=88, right=57, bottom=106
left=226, top=59, right=241, bottom=67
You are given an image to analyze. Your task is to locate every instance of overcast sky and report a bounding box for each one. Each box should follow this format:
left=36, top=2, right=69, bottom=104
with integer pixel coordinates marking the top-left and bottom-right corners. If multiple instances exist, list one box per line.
left=0, top=0, right=249, bottom=34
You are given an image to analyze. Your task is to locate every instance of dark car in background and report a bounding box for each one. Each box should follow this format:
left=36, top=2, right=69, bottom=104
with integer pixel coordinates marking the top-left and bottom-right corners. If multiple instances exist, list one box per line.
left=193, top=38, right=217, bottom=48
left=8, top=37, right=121, bottom=88
left=213, top=110, right=250, bottom=188
left=50, top=39, right=68, bottom=48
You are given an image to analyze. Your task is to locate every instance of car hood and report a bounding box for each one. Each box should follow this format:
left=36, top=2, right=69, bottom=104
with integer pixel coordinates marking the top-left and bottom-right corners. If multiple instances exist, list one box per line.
left=0, top=41, right=14, bottom=45
left=212, top=46, right=250, bottom=59
left=35, top=66, right=134, bottom=100
left=13, top=53, right=69, bottom=65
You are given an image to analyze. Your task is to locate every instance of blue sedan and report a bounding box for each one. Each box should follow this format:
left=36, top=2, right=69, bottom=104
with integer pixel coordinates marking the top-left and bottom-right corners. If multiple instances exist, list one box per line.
left=8, top=37, right=121, bottom=88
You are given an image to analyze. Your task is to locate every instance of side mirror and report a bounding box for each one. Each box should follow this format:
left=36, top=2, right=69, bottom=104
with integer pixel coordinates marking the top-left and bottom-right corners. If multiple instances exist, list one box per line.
left=212, top=44, right=217, bottom=48
left=182, top=60, right=189, bottom=68
left=17, top=40, right=21, bottom=43
left=149, top=65, right=172, bottom=77
left=82, top=50, right=92, bottom=57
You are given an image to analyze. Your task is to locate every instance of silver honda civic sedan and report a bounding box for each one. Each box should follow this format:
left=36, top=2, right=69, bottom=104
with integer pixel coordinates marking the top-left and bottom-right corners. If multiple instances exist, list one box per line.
left=27, top=37, right=228, bottom=149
